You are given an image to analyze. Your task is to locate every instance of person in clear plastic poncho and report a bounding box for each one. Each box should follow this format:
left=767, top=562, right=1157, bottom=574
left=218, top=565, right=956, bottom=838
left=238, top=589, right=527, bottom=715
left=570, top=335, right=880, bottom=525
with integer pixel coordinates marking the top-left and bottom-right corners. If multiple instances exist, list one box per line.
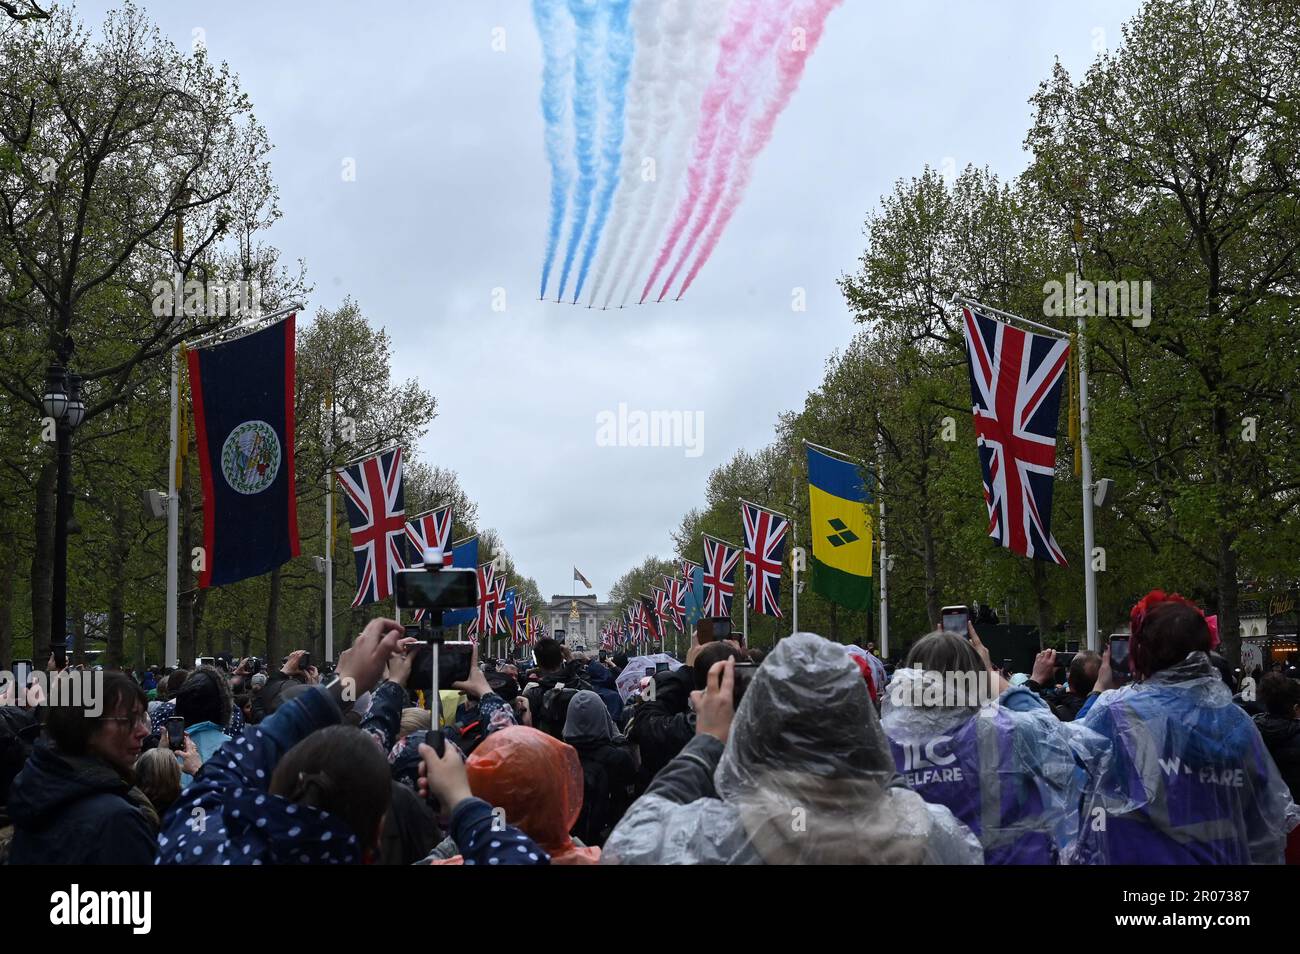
left=1066, top=592, right=1299, bottom=865
left=879, top=628, right=1092, bottom=865
left=600, top=632, right=983, bottom=865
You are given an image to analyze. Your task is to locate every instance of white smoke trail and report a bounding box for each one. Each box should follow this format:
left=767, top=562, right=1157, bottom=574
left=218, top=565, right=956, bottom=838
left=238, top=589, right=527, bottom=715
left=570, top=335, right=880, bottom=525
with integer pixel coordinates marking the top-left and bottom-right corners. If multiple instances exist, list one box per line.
left=611, top=0, right=732, bottom=307
left=583, top=0, right=670, bottom=308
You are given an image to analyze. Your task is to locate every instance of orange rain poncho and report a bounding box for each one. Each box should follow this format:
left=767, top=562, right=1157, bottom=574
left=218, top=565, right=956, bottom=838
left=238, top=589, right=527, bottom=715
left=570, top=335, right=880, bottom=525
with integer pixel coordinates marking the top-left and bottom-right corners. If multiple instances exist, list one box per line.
left=466, top=726, right=599, bottom=865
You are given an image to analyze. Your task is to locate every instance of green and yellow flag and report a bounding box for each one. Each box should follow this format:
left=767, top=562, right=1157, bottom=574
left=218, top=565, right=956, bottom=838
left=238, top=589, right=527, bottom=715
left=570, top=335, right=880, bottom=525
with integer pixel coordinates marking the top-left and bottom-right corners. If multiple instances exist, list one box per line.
left=806, top=444, right=873, bottom=610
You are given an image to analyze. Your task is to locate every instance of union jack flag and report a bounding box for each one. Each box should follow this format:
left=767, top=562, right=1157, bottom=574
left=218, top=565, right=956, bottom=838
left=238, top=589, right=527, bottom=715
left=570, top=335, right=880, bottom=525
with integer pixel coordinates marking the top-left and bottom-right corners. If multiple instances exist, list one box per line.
left=663, top=576, right=686, bottom=631
left=405, top=504, right=453, bottom=568
left=404, top=504, right=453, bottom=622
left=742, top=502, right=788, bottom=617
left=652, top=587, right=671, bottom=633
left=492, top=575, right=508, bottom=635
left=514, top=598, right=530, bottom=644
left=681, top=558, right=702, bottom=590
left=474, top=562, right=497, bottom=634
left=338, top=447, right=406, bottom=607
left=702, top=535, right=741, bottom=617
left=961, top=304, right=1069, bottom=565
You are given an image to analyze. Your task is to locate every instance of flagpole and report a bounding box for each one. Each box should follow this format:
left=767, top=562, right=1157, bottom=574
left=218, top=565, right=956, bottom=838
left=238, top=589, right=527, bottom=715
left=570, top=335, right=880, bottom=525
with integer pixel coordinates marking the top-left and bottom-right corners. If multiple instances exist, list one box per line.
left=165, top=235, right=182, bottom=668
left=324, top=470, right=334, bottom=662
left=791, top=519, right=799, bottom=636
left=878, top=455, right=889, bottom=659
left=1074, top=294, right=1100, bottom=654
left=742, top=569, right=748, bottom=645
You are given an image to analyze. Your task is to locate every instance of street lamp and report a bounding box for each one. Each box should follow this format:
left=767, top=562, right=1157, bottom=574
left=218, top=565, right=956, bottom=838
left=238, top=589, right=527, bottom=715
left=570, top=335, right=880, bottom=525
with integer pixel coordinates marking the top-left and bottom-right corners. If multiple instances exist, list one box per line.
left=44, top=363, right=84, bottom=670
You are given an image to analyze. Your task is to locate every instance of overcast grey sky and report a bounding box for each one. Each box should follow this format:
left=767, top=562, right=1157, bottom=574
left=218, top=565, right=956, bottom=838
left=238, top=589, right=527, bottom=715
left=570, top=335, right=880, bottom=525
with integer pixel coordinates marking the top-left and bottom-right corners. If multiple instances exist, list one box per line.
left=78, top=0, right=1139, bottom=598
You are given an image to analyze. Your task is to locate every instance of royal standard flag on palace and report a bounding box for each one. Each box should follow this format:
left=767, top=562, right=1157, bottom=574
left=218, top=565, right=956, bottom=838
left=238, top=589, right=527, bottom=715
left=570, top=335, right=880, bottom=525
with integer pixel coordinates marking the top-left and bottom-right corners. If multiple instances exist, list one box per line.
left=806, top=444, right=873, bottom=611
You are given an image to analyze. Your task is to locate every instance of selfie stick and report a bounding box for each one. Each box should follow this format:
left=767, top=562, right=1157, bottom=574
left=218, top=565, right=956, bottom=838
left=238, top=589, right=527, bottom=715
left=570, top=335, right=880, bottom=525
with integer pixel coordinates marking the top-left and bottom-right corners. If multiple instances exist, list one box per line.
left=422, top=548, right=445, bottom=726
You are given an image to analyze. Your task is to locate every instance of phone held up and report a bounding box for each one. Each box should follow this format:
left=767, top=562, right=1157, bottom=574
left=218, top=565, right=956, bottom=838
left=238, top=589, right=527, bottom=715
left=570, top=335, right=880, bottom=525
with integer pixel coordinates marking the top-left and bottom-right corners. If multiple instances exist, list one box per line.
left=941, top=605, right=971, bottom=638
left=1108, top=635, right=1132, bottom=684
left=165, top=716, right=186, bottom=752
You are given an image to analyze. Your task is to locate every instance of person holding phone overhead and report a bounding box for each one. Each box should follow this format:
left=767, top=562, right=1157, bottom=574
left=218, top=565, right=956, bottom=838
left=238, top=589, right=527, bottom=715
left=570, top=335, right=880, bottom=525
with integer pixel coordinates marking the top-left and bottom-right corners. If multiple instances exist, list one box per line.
left=1067, top=590, right=1296, bottom=864
left=170, top=666, right=235, bottom=786
left=603, top=633, right=982, bottom=865
left=879, top=623, right=1087, bottom=865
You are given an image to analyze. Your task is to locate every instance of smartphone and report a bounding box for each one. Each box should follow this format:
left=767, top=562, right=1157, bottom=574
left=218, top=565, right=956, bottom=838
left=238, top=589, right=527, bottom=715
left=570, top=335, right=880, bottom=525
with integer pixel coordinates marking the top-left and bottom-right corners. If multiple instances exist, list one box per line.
left=393, top=567, right=478, bottom=612
left=645, top=666, right=656, bottom=677
left=165, top=716, right=186, bottom=751
left=13, top=659, right=32, bottom=694
left=732, top=662, right=759, bottom=708
left=599, top=651, right=608, bottom=662
left=1054, top=651, right=1077, bottom=670
left=195, top=656, right=216, bottom=668
left=655, top=661, right=669, bottom=673
left=298, top=652, right=311, bottom=671
left=438, top=641, right=474, bottom=689
left=1108, top=636, right=1131, bottom=683
left=409, top=640, right=474, bottom=693
left=941, top=605, right=970, bottom=636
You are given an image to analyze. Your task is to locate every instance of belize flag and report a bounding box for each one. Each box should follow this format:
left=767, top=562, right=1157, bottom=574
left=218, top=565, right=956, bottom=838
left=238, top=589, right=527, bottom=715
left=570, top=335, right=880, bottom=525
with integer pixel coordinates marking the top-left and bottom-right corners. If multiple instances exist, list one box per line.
left=187, top=316, right=299, bottom=588
left=441, top=536, right=481, bottom=626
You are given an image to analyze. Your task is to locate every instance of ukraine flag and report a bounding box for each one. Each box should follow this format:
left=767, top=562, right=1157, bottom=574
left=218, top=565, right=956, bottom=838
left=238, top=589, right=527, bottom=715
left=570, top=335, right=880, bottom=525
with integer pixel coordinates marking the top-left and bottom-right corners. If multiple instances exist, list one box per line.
left=806, top=445, right=873, bottom=610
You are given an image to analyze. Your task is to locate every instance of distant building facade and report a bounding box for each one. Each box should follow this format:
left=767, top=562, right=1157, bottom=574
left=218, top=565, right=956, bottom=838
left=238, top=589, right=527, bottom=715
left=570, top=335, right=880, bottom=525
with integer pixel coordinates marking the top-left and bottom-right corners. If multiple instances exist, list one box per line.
left=546, top=593, right=618, bottom=649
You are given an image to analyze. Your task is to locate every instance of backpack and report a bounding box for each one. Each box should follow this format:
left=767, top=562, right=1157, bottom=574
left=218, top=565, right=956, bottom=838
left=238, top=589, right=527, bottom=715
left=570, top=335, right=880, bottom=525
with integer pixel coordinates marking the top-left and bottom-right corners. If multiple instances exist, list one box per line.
left=528, top=669, right=593, bottom=738
left=572, top=754, right=612, bottom=846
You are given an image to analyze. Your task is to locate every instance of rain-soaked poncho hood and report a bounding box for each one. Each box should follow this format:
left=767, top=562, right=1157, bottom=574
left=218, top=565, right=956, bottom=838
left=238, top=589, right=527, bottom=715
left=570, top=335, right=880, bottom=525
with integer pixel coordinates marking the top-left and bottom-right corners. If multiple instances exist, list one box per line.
left=466, top=726, right=599, bottom=864
left=1068, top=651, right=1299, bottom=864
left=881, top=666, right=1092, bottom=864
left=562, top=689, right=623, bottom=745
left=604, top=633, right=983, bottom=864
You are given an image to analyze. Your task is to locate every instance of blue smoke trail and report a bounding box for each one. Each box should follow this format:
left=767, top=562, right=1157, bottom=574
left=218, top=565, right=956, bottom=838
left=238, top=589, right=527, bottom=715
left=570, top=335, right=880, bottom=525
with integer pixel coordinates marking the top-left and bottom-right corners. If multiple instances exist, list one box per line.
left=534, top=0, right=572, bottom=301
left=571, top=0, right=635, bottom=304
left=556, top=0, right=600, bottom=302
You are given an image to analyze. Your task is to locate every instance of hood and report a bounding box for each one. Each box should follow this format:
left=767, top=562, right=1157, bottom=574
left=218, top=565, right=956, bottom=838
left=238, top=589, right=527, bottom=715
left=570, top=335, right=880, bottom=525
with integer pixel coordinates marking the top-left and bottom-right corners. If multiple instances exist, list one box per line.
left=1142, top=651, right=1232, bottom=699
left=7, top=739, right=133, bottom=827
left=586, top=661, right=617, bottom=689
left=880, top=666, right=983, bottom=744
left=562, top=690, right=623, bottom=746
left=1254, top=712, right=1300, bottom=746
left=715, top=633, right=936, bottom=863
left=467, top=726, right=588, bottom=860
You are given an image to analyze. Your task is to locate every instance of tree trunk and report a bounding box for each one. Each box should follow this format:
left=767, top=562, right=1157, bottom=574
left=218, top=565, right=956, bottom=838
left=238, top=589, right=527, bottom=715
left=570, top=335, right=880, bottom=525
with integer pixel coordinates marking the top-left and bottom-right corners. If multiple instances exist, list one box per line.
left=106, top=577, right=125, bottom=671
left=179, top=457, right=196, bottom=667
left=920, top=516, right=941, bottom=628
left=1217, top=534, right=1240, bottom=668
left=0, top=516, right=15, bottom=670
left=1031, top=560, right=1053, bottom=645
left=193, top=588, right=209, bottom=656
left=71, top=599, right=85, bottom=666
left=31, top=461, right=56, bottom=669
left=105, top=498, right=129, bottom=670
left=265, top=564, right=282, bottom=664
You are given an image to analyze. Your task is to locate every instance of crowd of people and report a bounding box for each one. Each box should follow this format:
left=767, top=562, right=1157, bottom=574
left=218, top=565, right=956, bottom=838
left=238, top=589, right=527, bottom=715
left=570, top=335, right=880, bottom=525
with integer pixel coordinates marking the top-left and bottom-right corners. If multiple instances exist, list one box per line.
left=1, top=588, right=1297, bottom=865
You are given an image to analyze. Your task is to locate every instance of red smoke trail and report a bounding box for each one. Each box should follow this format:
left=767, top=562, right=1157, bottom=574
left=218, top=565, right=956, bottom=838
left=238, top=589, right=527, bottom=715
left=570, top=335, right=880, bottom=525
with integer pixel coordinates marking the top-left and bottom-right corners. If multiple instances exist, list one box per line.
left=675, top=0, right=842, bottom=300
left=655, top=0, right=793, bottom=302
left=637, top=0, right=763, bottom=305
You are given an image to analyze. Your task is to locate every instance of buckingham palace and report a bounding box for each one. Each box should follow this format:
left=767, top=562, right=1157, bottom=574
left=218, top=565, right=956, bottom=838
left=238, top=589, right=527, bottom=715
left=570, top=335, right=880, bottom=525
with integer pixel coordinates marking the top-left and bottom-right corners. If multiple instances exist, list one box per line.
left=545, top=593, right=619, bottom=650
